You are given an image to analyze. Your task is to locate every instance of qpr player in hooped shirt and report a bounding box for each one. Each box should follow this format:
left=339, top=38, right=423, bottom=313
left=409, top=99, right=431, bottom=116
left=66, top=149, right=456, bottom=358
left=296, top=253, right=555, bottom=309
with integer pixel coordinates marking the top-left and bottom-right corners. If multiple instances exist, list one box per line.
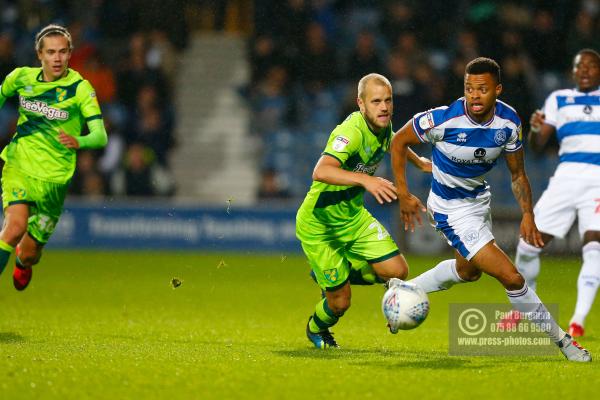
left=412, top=91, right=522, bottom=255
left=390, top=57, right=591, bottom=362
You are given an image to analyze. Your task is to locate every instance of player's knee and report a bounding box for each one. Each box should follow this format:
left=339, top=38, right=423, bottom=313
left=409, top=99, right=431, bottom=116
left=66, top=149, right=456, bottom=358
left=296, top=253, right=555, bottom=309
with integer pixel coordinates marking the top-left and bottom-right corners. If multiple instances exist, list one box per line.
left=388, top=263, right=409, bottom=280
left=328, top=296, right=351, bottom=315
left=373, top=256, right=409, bottom=280
left=456, top=262, right=481, bottom=282
left=462, top=269, right=482, bottom=282
left=3, top=222, right=28, bottom=244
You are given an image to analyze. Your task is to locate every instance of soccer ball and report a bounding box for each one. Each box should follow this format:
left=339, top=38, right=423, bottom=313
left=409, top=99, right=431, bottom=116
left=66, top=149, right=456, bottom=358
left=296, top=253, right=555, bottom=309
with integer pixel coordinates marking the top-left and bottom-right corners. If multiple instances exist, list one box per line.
left=382, top=279, right=429, bottom=333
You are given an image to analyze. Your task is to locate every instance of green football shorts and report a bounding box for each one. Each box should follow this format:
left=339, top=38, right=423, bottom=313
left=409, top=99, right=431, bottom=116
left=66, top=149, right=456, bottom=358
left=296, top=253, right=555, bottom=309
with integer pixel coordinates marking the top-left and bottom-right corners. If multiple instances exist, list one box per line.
left=1, top=164, right=69, bottom=244
left=297, top=208, right=400, bottom=291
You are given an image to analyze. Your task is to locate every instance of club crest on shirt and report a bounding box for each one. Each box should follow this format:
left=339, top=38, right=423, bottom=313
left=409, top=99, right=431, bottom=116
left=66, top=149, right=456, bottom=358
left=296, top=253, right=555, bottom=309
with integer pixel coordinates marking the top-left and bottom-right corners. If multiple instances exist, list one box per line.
left=332, top=136, right=350, bottom=152
left=494, top=130, right=506, bottom=145
left=56, top=87, right=67, bottom=102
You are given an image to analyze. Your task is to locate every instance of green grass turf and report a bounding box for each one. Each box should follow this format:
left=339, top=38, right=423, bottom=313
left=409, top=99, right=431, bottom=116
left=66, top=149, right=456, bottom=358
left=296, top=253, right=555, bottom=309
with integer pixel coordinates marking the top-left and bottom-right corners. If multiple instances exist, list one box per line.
left=0, top=251, right=598, bottom=399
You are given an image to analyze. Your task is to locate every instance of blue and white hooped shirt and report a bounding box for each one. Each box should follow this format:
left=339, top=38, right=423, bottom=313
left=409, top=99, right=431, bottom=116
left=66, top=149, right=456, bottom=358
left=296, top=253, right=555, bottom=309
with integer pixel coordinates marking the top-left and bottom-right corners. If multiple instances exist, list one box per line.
left=543, top=87, right=600, bottom=180
left=412, top=97, right=522, bottom=212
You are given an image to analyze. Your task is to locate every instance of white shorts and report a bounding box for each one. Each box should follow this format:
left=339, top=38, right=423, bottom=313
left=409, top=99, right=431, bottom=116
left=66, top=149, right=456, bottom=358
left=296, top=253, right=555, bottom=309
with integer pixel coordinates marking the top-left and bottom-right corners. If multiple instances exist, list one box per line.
left=427, top=197, right=495, bottom=261
left=534, top=176, right=600, bottom=239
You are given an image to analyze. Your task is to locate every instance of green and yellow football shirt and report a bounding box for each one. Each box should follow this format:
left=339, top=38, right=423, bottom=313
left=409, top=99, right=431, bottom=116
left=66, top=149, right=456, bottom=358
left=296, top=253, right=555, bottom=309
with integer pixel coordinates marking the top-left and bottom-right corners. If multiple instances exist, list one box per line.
left=297, top=111, right=394, bottom=227
left=0, top=67, right=102, bottom=183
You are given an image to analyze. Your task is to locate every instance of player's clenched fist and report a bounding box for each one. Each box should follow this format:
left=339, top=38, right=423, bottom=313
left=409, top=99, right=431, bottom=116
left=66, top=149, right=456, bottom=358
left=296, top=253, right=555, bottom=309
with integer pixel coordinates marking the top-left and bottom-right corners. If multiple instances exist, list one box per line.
left=529, top=110, right=545, bottom=133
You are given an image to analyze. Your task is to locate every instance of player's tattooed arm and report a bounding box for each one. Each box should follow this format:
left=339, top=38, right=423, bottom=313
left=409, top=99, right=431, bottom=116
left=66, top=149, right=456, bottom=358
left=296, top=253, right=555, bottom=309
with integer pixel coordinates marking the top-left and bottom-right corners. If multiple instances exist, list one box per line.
left=505, top=149, right=544, bottom=247
left=506, top=148, right=534, bottom=212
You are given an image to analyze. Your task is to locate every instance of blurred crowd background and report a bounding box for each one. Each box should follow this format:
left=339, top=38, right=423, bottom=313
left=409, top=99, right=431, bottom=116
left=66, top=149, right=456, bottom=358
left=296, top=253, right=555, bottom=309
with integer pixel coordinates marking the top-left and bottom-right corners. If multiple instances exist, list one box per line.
left=249, top=0, right=600, bottom=205
left=0, top=0, right=599, bottom=207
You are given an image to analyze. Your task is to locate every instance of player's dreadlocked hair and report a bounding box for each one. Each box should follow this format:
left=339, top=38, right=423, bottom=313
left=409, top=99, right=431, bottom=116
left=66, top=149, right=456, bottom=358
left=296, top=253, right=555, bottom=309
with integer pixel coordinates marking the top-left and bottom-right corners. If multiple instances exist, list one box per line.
left=35, top=24, right=73, bottom=52
left=465, top=57, right=501, bottom=84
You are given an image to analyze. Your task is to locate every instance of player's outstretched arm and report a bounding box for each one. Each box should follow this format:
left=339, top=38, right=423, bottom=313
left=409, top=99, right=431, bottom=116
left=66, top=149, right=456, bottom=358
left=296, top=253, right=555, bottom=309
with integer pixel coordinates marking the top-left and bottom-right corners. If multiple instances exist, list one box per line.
left=391, top=121, right=426, bottom=232
left=312, top=155, right=397, bottom=204
left=505, top=148, right=544, bottom=247
left=528, top=110, right=555, bottom=153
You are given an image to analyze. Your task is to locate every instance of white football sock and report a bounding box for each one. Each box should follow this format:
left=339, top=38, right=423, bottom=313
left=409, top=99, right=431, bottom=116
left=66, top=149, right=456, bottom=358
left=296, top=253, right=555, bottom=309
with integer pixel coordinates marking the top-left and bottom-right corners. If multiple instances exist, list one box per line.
left=570, top=241, right=600, bottom=326
left=409, top=259, right=465, bottom=293
left=515, top=238, right=542, bottom=291
left=506, top=284, right=566, bottom=343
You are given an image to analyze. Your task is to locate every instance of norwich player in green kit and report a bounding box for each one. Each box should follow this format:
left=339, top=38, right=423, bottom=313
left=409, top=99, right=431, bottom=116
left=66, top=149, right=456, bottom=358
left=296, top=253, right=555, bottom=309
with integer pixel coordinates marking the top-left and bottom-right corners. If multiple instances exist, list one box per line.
left=297, top=73, right=430, bottom=348
left=0, top=24, right=107, bottom=290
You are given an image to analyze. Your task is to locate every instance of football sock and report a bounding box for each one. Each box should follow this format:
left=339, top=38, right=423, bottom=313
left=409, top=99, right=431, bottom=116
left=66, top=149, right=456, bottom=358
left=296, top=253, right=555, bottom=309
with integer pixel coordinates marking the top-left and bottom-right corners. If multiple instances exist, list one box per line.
left=308, top=298, right=340, bottom=333
left=506, top=284, right=565, bottom=343
left=571, top=241, right=600, bottom=326
left=348, top=262, right=383, bottom=285
left=15, top=254, right=26, bottom=269
left=515, top=238, right=541, bottom=291
left=409, top=259, right=465, bottom=293
left=0, top=240, right=14, bottom=275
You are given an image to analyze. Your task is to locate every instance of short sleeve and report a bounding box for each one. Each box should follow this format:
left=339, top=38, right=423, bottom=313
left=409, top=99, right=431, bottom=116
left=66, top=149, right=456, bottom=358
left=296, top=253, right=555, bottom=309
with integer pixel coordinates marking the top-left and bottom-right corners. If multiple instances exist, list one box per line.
left=412, top=109, right=444, bottom=144
left=76, top=80, right=102, bottom=121
left=504, top=124, right=523, bottom=153
left=541, top=93, right=558, bottom=127
left=322, top=127, right=362, bottom=165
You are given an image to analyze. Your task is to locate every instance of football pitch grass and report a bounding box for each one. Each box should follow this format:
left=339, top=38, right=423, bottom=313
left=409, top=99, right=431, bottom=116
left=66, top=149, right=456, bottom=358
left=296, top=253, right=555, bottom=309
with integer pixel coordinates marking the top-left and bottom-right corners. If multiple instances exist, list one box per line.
left=0, top=251, right=598, bottom=399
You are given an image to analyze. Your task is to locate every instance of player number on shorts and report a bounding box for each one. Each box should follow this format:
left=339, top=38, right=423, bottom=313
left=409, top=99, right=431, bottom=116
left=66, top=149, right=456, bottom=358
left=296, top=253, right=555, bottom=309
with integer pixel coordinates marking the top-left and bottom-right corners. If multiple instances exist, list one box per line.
left=369, top=221, right=389, bottom=240
left=595, top=199, right=600, bottom=214
left=38, top=214, right=56, bottom=233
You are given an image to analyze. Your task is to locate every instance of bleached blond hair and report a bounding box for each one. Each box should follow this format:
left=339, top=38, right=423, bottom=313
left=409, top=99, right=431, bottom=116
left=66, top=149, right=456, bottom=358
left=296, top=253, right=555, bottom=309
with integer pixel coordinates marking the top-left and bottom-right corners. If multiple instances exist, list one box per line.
left=357, top=73, right=392, bottom=100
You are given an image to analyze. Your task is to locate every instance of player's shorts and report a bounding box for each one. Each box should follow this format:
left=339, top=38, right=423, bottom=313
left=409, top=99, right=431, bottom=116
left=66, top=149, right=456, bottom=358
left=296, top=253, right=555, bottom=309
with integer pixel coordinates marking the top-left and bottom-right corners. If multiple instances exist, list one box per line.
left=297, top=208, right=400, bottom=291
left=534, top=176, right=600, bottom=239
left=1, top=164, right=69, bottom=244
left=427, top=197, right=494, bottom=261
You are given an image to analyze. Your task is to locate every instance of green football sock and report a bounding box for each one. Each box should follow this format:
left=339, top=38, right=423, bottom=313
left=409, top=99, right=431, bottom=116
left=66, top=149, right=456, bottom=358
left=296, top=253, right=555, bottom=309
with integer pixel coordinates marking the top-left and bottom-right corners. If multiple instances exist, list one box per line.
left=0, top=240, right=15, bottom=275
left=309, top=298, right=340, bottom=333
